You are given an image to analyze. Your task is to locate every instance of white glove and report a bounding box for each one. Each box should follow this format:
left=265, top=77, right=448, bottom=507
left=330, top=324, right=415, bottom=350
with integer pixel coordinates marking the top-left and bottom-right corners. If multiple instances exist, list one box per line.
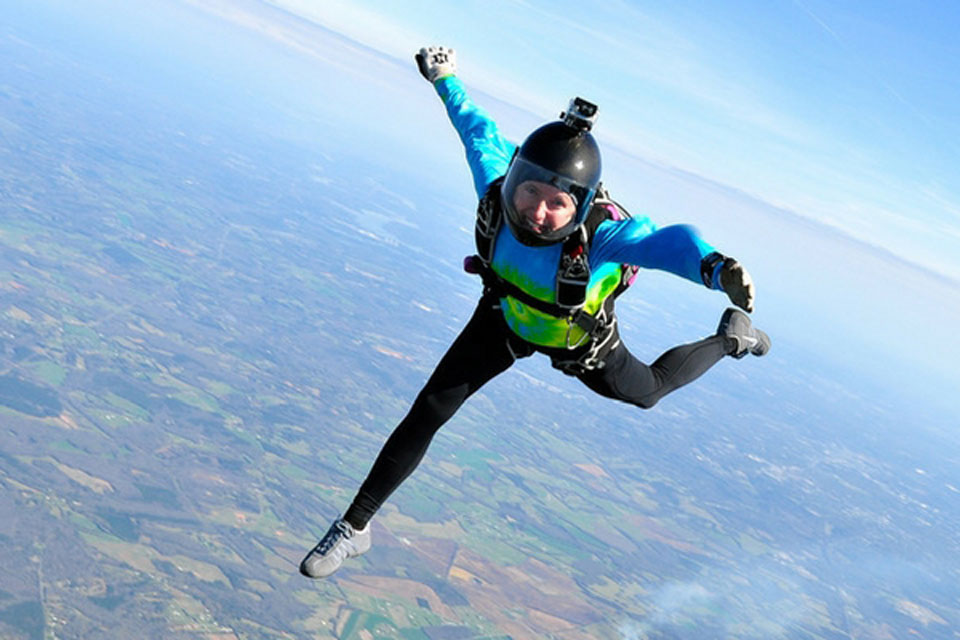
left=416, top=46, right=457, bottom=83
left=719, top=260, right=755, bottom=313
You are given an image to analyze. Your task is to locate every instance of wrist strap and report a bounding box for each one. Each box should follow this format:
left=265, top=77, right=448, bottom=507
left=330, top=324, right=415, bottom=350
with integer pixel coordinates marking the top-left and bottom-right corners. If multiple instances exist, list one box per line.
left=700, top=252, right=726, bottom=289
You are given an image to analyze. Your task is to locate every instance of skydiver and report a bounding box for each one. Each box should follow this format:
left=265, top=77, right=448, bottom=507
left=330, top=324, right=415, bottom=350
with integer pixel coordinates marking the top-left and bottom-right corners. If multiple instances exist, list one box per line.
left=300, top=46, right=770, bottom=578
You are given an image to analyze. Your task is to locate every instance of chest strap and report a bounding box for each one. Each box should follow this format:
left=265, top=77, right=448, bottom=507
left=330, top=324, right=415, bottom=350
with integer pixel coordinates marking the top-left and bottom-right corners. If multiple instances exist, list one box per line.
left=467, top=178, right=615, bottom=351
left=464, top=257, right=606, bottom=338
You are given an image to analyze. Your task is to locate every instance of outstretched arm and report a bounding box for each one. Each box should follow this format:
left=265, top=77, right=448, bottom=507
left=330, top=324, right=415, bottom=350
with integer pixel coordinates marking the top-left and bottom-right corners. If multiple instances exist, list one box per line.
left=593, top=218, right=757, bottom=312
left=416, top=46, right=516, bottom=199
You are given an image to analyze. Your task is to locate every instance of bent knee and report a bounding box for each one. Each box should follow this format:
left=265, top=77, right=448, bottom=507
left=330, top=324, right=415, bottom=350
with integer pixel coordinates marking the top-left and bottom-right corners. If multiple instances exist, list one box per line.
left=633, top=395, right=659, bottom=410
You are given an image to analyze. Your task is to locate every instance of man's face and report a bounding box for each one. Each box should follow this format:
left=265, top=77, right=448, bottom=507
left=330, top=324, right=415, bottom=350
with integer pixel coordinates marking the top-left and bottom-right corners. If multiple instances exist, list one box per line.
left=511, top=180, right=577, bottom=235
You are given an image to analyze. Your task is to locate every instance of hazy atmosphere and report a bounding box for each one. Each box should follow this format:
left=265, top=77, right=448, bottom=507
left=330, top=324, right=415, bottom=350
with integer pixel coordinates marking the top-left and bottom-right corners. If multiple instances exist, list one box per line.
left=1, top=0, right=958, bottom=638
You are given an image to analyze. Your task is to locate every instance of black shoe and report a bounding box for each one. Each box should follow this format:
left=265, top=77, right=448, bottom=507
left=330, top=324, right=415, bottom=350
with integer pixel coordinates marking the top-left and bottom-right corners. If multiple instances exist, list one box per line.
left=717, top=308, right=770, bottom=359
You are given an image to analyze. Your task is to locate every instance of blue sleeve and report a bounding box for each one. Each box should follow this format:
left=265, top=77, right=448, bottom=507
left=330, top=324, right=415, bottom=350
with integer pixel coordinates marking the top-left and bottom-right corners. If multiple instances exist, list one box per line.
left=590, top=217, right=717, bottom=286
left=435, top=76, right=517, bottom=199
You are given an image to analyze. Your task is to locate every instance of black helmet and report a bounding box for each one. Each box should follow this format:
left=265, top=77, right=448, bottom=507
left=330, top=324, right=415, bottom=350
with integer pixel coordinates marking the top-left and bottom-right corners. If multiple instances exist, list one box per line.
left=501, top=103, right=602, bottom=246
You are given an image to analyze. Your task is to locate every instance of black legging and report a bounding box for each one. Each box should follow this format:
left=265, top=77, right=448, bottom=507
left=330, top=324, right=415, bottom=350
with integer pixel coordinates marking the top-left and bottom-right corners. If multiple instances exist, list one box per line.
left=343, top=296, right=732, bottom=529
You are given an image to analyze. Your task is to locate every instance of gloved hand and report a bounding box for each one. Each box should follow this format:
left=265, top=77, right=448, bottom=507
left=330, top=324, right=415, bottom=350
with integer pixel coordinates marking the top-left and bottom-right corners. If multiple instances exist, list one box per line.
left=416, top=46, right=457, bottom=83
left=719, top=260, right=755, bottom=313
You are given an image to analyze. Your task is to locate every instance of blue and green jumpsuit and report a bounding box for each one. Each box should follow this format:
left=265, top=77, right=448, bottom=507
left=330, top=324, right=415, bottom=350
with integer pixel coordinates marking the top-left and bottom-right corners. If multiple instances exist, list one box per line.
left=343, top=77, right=738, bottom=528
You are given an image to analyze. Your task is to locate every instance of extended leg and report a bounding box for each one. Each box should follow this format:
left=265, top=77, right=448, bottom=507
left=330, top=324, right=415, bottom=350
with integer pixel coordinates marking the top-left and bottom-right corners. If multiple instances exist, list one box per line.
left=302, top=299, right=527, bottom=578
left=577, top=335, right=731, bottom=409
left=576, top=306, right=770, bottom=409
left=343, top=299, right=528, bottom=528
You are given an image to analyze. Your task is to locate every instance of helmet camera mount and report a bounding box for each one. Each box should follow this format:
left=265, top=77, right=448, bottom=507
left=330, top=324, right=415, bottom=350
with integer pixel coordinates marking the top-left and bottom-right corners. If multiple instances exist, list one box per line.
left=560, top=97, right=598, bottom=133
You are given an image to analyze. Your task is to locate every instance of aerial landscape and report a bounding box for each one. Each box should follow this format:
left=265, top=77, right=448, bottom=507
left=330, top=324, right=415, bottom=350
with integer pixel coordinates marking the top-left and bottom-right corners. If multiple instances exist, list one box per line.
left=1, top=1, right=958, bottom=638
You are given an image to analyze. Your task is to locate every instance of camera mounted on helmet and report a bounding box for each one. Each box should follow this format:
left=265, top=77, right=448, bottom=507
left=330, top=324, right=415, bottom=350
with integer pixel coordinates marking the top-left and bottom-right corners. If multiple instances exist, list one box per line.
left=501, top=97, right=603, bottom=246
left=560, top=97, right=598, bottom=133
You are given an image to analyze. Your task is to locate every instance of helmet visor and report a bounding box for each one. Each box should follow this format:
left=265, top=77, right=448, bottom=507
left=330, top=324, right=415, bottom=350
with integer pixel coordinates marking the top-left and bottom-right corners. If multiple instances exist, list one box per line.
left=501, top=157, right=595, bottom=244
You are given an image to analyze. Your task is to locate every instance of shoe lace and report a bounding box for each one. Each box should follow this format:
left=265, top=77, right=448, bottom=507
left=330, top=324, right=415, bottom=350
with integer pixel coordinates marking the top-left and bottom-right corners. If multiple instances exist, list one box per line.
left=316, top=519, right=354, bottom=555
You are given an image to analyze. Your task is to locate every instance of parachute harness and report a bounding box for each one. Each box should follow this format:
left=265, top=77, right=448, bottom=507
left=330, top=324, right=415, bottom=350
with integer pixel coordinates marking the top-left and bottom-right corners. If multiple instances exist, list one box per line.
left=465, top=179, right=637, bottom=375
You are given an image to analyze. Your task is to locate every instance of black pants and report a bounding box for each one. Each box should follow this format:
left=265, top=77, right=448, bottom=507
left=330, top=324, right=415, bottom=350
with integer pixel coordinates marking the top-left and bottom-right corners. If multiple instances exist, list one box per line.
left=343, top=297, right=731, bottom=529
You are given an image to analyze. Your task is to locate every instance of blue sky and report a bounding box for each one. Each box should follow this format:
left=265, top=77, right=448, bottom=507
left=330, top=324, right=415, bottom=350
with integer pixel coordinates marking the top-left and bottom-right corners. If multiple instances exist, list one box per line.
left=7, top=0, right=957, bottom=402
left=273, top=0, right=960, bottom=283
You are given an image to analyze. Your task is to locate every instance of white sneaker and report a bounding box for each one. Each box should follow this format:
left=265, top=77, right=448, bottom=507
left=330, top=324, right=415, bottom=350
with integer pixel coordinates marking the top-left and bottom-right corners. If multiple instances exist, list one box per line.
left=299, top=517, right=371, bottom=578
left=717, top=307, right=771, bottom=359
